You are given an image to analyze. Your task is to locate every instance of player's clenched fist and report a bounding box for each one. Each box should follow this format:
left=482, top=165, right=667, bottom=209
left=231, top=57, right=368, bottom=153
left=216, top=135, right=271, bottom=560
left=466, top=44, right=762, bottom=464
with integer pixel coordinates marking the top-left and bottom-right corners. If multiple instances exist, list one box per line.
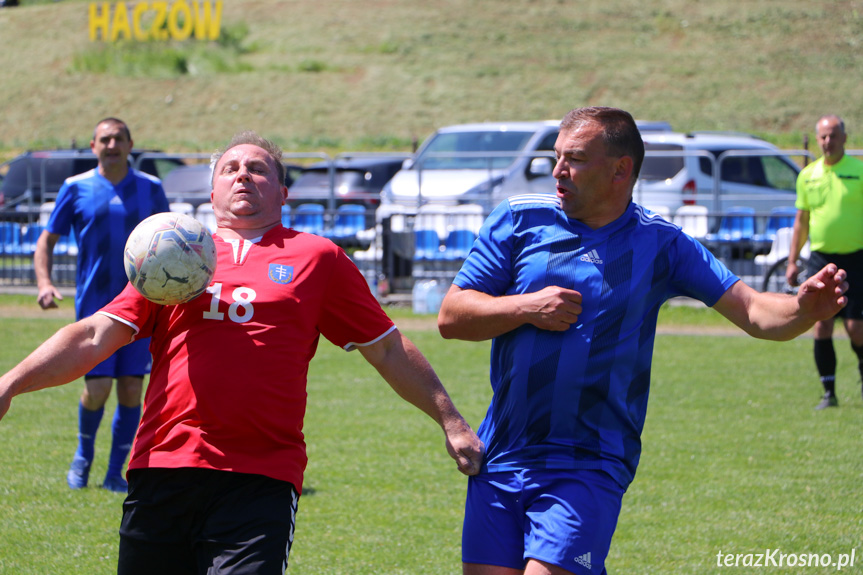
left=524, top=286, right=583, bottom=331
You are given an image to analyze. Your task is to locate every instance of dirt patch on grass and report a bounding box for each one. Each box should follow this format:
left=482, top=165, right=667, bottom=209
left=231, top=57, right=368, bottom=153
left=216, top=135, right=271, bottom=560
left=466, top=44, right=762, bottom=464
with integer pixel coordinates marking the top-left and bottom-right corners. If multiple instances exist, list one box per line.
left=0, top=305, right=75, bottom=320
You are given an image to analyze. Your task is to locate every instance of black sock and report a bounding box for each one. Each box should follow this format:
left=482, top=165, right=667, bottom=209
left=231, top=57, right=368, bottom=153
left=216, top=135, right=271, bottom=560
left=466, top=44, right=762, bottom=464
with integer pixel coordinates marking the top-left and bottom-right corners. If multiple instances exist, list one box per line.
left=852, top=342, right=863, bottom=384
left=814, top=339, right=836, bottom=394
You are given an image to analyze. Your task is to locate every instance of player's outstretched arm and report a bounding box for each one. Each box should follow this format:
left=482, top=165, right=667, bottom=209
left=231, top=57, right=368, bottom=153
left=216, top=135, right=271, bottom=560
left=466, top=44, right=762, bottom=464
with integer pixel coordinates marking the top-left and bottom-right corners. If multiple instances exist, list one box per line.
left=0, top=314, right=134, bottom=420
left=438, top=284, right=583, bottom=341
left=713, top=263, right=848, bottom=341
left=358, top=329, right=484, bottom=476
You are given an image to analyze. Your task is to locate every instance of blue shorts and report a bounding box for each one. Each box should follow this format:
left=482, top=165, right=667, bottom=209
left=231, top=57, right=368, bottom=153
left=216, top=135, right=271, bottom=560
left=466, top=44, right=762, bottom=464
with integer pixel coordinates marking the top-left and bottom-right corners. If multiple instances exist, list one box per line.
left=463, top=469, right=625, bottom=574
left=86, top=337, right=152, bottom=379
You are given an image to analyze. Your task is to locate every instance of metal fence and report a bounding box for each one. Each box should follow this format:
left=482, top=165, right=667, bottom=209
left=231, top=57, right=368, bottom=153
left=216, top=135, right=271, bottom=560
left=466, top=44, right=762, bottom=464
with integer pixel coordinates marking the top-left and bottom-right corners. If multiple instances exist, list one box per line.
left=4, top=148, right=860, bottom=296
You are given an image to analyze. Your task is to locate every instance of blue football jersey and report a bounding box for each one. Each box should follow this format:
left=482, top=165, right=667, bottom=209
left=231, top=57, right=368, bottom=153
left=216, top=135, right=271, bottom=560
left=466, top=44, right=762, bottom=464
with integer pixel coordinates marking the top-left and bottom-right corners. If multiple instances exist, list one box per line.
left=48, top=168, right=169, bottom=319
left=453, top=196, right=738, bottom=489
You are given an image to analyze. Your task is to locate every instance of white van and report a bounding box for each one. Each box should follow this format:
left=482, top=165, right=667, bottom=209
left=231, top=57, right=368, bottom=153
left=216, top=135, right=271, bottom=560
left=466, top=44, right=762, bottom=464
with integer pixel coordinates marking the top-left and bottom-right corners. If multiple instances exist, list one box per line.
left=380, top=121, right=561, bottom=212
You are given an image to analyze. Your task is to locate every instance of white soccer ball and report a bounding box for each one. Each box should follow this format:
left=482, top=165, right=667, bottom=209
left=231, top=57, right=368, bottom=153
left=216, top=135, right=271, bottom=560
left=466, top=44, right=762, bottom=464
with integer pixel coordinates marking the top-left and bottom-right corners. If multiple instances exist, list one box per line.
left=124, top=212, right=217, bottom=305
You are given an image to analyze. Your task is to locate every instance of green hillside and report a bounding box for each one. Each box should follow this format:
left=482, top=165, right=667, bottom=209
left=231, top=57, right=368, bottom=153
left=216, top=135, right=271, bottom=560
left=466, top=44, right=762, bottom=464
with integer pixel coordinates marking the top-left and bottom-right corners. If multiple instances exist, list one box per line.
left=2, top=0, right=862, bottom=159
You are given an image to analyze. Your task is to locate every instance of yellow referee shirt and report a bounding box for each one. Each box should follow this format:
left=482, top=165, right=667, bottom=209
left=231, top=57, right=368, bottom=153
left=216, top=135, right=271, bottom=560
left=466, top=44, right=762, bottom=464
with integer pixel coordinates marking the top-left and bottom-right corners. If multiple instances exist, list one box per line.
left=796, top=154, right=863, bottom=253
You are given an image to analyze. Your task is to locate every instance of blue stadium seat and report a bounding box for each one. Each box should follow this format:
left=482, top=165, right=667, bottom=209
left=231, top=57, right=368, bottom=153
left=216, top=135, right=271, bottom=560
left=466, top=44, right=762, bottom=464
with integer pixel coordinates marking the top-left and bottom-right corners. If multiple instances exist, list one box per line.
left=0, top=221, right=22, bottom=255
left=54, top=231, right=78, bottom=256
left=442, top=229, right=477, bottom=261
left=280, top=204, right=292, bottom=227
left=706, top=207, right=755, bottom=244
left=413, top=229, right=442, bottom=261
left=292, top=203, right=325, bottom=235
left=765, top=206, right=797, bottom=234
left=19, top=224, right=45, bottom=255
left=329, top=204, right=366, bottom=240
left=753, top=206, right=797, bottom=246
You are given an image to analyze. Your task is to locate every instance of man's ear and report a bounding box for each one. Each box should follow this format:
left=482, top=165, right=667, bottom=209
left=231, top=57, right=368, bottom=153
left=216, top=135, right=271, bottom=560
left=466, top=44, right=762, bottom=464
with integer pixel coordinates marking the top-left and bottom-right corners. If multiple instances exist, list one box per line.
left=612, top=156, right=634, bottom=184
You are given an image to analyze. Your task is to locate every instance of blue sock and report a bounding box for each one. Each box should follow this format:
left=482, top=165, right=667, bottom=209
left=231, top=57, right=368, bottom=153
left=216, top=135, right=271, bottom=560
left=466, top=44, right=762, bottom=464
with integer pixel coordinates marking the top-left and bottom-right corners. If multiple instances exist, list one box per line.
left=74, top=403, right=104, bottom=463
left=105, top=404, right=141, bottom=479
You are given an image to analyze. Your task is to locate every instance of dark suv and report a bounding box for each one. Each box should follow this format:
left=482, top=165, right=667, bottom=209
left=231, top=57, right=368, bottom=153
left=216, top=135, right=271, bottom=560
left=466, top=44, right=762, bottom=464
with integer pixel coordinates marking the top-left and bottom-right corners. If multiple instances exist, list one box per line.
left=289, top=155, right=409, bottom=209
left=288, top=155, right=410, bottom=227
left=0, top=149, right=184, bottom=215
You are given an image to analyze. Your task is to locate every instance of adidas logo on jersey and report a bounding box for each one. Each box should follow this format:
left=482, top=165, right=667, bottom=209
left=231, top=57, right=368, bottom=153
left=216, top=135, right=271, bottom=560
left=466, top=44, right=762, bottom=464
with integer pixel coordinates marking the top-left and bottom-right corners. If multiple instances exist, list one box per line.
left=579, top=249, right=603, bottom=264
left=574, top=551, right=592, bottom=570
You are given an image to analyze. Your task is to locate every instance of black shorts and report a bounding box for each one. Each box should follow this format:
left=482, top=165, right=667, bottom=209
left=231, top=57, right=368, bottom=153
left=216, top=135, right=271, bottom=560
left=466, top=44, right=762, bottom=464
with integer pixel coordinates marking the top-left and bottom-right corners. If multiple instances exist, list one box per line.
left=118, top=468, right=299, bottom=575
left=808, top=250, right=863, bottom=319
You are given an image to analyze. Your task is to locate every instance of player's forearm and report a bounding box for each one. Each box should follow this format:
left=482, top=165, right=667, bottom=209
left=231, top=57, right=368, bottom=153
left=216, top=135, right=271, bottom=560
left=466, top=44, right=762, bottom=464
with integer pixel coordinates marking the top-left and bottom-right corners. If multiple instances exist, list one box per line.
left=716, top=273, right=844, bottom=342
left=364, top=332, right=457, bottom=422
left=738, top=292, right=812, bottom=341
left=33, top=242, right=54, bottom=289
left=361, top=331, right=483, bottom=474
left=0, top=317, right=126, bottom=402
left=438, top=286, right=529, bottom=341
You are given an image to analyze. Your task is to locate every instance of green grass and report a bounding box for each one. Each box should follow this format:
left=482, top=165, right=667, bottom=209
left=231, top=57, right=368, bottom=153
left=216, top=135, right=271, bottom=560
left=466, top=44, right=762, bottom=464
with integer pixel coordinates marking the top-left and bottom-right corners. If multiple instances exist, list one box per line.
left=0, top=296, right=860, bottom=573
left=2, top=0, right=863, bottom=158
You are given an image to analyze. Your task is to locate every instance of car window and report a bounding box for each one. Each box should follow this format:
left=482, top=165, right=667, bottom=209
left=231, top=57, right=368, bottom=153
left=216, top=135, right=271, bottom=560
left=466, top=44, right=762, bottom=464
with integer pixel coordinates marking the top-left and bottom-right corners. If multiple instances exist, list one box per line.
left=0, top=156, right=30, bottom=195
left=720, top=157, right=767, bottom=185
left=1, top=152, right=186, bottom=207
left=417, top=130, right=535, bottom=170
left=707, top=153, right=797, bottom=190
left=284, top=164, right=303, bottom=188
left=698, top=156, right=714, bottom=176
left=536, top=130, right=559, bottom=151
left=640, top=144, right=684, bottom=180
left=45, top=158, right=97, bottom=196
left=140, top=158, right=184, bottom=180
left=369, top=162, right=403, bottom=184
left=761, top=156, right=799, bottom=190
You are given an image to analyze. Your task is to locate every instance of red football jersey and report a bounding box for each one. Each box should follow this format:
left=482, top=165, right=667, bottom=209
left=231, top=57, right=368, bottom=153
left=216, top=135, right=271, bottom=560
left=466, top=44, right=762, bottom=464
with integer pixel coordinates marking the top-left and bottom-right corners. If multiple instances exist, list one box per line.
left=100, top=226, right=395, bottom=493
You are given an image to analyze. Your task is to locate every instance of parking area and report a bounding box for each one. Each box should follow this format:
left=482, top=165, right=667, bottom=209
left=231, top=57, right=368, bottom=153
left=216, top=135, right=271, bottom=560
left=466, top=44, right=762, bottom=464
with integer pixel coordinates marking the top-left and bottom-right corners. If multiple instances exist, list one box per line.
left=1, top=141, right=846, bottom=304
left=0, top=200, right=806, bottom=301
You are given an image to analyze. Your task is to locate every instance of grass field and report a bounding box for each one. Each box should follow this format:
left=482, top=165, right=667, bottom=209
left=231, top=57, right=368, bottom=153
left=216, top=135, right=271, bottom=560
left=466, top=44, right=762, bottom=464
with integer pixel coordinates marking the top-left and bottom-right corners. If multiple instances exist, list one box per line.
left=0, top=296, right=860, bottom=573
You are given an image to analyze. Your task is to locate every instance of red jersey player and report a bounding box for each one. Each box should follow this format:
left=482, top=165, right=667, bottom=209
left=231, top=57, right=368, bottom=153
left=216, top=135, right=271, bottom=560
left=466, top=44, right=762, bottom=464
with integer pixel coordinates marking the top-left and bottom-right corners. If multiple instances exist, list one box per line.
left=0, top=131, right=484, bottom=575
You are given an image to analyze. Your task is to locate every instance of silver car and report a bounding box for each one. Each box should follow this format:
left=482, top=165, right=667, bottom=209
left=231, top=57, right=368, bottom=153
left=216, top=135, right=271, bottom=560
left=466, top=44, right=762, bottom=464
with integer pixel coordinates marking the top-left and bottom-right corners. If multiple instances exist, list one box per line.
left=380, top=121, right=561, bottom=212
left=634, top=131, right=806, bottom=215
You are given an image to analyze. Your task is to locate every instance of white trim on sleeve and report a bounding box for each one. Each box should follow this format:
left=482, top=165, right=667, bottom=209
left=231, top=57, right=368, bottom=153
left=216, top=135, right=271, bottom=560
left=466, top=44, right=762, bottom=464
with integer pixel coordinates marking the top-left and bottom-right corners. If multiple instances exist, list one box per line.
left=96, top=311, right=141, bottom=343
left=342, top=324, right=398, bottom=352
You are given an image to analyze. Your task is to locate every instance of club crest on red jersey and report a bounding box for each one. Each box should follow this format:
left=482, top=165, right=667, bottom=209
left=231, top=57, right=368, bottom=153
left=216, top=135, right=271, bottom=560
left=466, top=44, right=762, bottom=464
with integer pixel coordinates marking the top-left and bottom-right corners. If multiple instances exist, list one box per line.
left=268, top=264, right=294, bottom=284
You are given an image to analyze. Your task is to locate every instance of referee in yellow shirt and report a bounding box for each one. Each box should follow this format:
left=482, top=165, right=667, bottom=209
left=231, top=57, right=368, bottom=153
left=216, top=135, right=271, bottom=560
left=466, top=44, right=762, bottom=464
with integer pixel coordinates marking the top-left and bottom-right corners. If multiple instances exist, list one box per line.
left=788, top=114, right=863, bottom=409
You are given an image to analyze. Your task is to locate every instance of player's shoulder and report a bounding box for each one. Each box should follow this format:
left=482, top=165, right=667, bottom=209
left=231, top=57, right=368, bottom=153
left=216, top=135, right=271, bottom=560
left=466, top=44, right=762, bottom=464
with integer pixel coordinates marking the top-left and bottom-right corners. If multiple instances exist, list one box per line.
left=632, top=203, right=679, bottom=233
left=506, top=193, right=561, bottom=212
left=799, top=157, right=824, bottom=179
left=496, top=194, right=563, bottom=232
left=65, top=168, right=98, bottom=186
left=131, top=169, right=163, bottom=185
left=274, top=225, right=340, bottom=251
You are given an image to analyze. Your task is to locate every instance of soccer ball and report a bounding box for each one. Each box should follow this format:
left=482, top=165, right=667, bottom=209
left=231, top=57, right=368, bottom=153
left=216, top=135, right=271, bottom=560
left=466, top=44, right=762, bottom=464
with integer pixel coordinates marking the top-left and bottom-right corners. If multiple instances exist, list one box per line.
left=124, top=212, right=217, bottom=305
